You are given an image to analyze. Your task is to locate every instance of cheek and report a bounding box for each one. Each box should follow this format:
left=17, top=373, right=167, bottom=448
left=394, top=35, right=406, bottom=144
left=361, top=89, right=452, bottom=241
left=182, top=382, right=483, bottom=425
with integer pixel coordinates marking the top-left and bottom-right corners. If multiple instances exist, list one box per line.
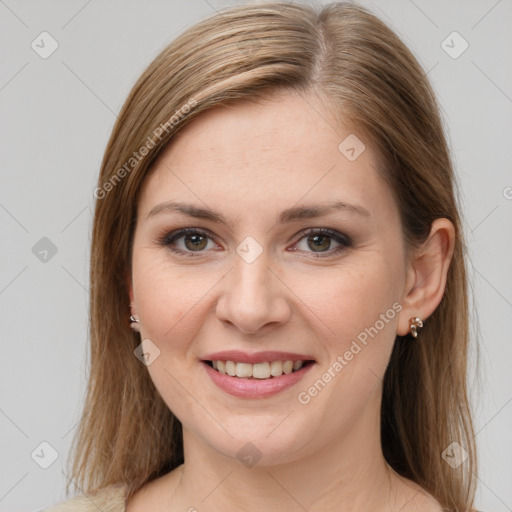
left=290, top=261, right=401, bottom=437
left=132, top=251, right=211, bottom=345
left=131, top=253, right=217, bottom=422
left=291, top=255, right=404, bottom=418
left=296, top=257, right=402, bottom=351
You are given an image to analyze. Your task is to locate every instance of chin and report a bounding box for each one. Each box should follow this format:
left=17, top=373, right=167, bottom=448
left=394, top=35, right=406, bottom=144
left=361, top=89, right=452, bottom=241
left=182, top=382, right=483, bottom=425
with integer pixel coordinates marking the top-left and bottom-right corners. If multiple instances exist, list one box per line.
left=194, top=413, right=319, bottom=467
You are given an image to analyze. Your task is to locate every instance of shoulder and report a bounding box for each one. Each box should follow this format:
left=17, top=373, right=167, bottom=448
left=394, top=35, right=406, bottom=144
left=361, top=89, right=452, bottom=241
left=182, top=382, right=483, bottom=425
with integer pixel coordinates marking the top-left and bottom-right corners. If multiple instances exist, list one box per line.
left=443, top=509, right=484, bottom=512
left=43, top=483, right=128, bottom=512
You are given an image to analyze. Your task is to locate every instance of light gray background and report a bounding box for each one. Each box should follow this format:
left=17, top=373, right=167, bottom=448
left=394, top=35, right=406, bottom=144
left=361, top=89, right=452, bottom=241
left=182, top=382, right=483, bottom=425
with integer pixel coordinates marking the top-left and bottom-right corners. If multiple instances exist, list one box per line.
left=1, top=1, right=511, bottom=511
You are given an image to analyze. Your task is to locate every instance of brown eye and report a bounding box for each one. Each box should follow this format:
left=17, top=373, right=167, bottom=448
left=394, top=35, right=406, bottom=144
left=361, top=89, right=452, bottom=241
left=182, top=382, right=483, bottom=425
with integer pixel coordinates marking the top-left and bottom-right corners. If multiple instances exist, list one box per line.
left=160, top=228, right=218, bottom=257
left=183, top=233, right=208, bottom=251
left=307, top=234, right=332, bottom=252
left=292, top=228, right=352, bottom=257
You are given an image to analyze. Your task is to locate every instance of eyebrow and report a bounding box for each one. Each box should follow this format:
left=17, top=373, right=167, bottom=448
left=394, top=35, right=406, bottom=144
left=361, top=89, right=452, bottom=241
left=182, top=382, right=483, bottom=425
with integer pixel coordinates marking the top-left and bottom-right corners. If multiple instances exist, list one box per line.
left=146, top=200, right=371, bottom=224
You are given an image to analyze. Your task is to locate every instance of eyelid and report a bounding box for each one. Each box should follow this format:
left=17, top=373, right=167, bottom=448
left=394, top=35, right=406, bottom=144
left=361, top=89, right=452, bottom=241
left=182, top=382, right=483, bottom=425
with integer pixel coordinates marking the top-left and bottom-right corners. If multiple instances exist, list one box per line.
left=158, top=227, right=221, bottom=254
left=291, top=227, right=352, bottom=247
left=288, top=228, right=352, bottom=258
left=158, top=227, right=352, bottom=258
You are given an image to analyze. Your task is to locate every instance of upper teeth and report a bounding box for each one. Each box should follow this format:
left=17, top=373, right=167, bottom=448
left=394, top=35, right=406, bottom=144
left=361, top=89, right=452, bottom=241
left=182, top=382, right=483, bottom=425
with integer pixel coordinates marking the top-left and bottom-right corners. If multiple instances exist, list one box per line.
left=212, top=360, right=305, bottom=379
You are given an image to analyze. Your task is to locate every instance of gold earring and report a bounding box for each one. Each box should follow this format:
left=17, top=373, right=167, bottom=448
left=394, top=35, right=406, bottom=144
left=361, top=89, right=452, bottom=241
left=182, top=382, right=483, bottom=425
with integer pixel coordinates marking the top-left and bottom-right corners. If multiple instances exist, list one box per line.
left=409, top=317, right=423, bottom=338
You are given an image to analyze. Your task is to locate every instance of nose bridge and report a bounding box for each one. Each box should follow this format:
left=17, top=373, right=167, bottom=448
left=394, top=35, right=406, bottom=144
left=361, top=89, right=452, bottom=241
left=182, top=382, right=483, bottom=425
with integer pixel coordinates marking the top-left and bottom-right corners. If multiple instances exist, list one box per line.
left=236, top=250, right=271, bottom=295
left=231, top=247, right=275, bottom=309
left=232, top=234, right=273, bottom=296
left=215, top=242, right=290, bottom=334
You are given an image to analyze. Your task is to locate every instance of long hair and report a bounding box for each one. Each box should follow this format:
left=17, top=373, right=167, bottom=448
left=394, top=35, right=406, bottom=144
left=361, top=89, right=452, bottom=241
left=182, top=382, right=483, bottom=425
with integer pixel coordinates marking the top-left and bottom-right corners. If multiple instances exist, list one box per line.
left=68, top=3, right=477, bottom=510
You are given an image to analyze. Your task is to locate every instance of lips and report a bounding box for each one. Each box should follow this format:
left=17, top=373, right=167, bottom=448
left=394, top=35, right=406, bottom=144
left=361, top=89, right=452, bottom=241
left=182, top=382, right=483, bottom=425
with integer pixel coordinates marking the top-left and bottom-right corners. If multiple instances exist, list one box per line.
left=201, top=350, right=316, bottom=398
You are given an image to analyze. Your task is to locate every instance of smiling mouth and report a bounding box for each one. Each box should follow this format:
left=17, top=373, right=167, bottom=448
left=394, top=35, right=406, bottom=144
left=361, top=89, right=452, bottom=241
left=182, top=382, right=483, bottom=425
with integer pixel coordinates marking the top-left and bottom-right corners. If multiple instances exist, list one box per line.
left=204, top=359, right=315, bottom=379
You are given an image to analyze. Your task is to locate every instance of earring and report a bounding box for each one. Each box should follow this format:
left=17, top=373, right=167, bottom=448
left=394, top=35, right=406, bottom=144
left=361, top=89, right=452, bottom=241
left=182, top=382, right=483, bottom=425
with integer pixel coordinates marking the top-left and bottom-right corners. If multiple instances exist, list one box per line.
left=129, top=305, right=140, bottom=332
left=409, top=317, right=423, bottom=338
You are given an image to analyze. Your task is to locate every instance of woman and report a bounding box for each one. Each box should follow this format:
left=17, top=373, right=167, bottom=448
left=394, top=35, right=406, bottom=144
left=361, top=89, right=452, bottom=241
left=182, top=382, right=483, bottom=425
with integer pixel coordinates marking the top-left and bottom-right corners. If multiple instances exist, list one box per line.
left=46, top=2, right=479, bottom=511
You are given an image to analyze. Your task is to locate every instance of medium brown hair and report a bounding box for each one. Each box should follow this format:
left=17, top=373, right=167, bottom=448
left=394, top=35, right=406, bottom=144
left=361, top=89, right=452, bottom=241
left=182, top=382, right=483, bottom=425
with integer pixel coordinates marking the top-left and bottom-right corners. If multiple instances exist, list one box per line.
left=68, top=3, right=477, bottom=510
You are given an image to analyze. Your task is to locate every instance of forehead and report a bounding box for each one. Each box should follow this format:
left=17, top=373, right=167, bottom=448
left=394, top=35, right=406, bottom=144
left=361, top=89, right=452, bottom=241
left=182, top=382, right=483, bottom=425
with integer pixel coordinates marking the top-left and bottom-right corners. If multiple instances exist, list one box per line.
left=164, top=89, right=349, bottom=170
left=138, top=90, right=397, bottom=225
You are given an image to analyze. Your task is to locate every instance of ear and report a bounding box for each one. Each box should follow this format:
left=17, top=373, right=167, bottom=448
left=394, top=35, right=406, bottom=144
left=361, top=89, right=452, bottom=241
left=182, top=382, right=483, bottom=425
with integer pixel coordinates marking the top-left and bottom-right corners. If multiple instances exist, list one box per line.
left=126, top=269, right=136, bottom=309
left=396, top=218, right=456, bottom=336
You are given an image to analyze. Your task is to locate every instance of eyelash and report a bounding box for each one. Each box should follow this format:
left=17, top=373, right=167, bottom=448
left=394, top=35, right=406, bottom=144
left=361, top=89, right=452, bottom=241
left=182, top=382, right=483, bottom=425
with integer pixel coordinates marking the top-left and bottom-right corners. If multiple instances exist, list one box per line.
left=157, top=227, right=352, bottom=259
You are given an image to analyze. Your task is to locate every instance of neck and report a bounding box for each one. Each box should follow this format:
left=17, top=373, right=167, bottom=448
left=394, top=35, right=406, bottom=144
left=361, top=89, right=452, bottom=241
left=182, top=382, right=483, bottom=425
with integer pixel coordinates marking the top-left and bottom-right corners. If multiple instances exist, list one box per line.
left=171, top=397, right=401, bottom=511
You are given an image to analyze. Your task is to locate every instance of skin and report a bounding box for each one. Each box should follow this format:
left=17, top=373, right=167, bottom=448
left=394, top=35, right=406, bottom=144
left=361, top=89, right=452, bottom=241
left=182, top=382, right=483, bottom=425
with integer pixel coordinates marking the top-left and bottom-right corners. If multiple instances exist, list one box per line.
left=126, top=88, right=454, bottom=511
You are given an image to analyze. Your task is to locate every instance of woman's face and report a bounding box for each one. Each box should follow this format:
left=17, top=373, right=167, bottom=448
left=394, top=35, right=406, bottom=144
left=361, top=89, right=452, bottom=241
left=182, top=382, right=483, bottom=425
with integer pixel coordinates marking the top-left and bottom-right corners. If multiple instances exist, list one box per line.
left=129, top=89, right=411, bottom=465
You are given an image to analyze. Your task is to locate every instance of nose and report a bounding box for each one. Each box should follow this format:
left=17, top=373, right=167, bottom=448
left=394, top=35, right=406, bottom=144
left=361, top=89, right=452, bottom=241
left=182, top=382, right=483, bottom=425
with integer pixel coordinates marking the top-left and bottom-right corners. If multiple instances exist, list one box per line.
left=215, top=250, right=291, bottom=335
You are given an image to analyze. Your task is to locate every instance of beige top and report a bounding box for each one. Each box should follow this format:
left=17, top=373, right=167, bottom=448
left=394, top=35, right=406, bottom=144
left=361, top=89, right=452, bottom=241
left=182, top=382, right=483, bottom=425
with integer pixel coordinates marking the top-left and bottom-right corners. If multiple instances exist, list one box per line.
left=43, top=483, right=128, bottom=512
